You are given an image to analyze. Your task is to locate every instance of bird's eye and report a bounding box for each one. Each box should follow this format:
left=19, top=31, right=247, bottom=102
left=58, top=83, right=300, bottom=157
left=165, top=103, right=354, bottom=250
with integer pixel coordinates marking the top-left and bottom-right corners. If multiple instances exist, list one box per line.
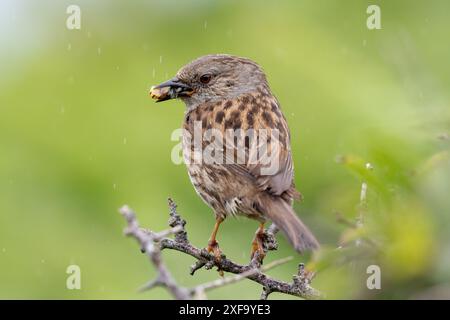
left=199, top=74, right=212, bottom=84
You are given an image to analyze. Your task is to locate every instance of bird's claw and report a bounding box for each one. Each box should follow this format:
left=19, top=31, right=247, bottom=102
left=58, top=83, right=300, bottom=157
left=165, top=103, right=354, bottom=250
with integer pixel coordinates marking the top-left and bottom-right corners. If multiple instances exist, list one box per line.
left=206, top=240, right=224, bottom=276
left=250, top=232, right=266, bottom=263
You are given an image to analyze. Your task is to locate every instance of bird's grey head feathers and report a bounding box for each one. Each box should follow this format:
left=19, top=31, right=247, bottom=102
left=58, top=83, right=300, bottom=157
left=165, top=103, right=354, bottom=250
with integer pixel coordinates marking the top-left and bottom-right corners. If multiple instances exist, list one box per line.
left=176, top=54, right=269, bottom=108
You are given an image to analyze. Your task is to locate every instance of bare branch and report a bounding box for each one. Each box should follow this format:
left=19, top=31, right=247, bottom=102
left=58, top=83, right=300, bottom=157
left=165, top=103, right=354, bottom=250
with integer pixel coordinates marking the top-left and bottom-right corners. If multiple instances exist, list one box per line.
left=119, top=205, right=190, bottom=300
left=192, top=256, right=294, bottom=299
left=119, top=199, right=322, bottom=300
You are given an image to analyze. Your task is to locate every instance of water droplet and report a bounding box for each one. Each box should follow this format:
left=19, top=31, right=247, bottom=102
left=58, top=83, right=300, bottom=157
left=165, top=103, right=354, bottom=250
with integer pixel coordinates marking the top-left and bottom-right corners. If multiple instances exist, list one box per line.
left=2, top=248, right=6, bottom=253
left=41, top=259, right=45, bottom=263
left=366, top=163, right=373, bottom=170
left=363, top=39, right=367, bottom=47
left=67, top=43, right=72, bottom=51
left=116, top=66, right=120, bottom=71
left=87, top=31, right=92, bottom=38
left=97, top=47, right=102, bottom=55
left=204, top=21, right=208, bottom=29
left=159, top=55, right=163, bottom=64
left=123, top=138, right=127, bottom=145
left=152, top=68, right=156, bottom=78
left=113, top=183, right=117, bottom=190
left=60, top=106, right=65, bottom=114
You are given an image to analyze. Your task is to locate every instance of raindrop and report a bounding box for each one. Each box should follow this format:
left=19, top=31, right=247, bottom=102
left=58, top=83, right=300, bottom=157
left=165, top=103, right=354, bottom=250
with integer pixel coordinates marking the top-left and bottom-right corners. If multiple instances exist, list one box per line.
left=2, top=248, right=5, bottom=253
left=366, top=163, right=374, bottom=170
left=152, top=68, right=156, bottom=78
left=116, top=66, right=120, bottom=71
left=123, top=138, right=127, bottom=145
left=204, top=21, right=208, bottom=29
left=41, top=259, right=45, bottom=264
left=67, top=43, right=72, bottom=51
left=159, top=55, right=163, bottom=64
left=60, top=106, right=65, bottom=114
left=87, top=31, right=92, bottom=38
left=113, top=183, right=117, bottom=190
left=363, top=39, right=367, bottom=47
left=97, top=47, right=102, bottom=55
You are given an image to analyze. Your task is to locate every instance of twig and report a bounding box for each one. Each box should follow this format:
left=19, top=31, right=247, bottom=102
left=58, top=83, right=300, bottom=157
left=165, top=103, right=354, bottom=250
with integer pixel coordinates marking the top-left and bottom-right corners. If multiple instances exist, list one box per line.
left=357, top=163, right=372, bottom=227
left=191, top=257, right=294, bottom=299
left=335, top=211, right=358, bottom=229
left=119, top=198, right=321, bottom=300
left=336, top=162, right=379, bottom=249
left=119, top=205, right=190, bottom=300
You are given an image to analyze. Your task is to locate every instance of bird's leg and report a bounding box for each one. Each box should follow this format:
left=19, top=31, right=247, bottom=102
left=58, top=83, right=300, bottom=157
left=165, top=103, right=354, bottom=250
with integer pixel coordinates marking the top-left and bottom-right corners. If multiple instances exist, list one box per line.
left=206, top=217, right=224, bottom=263
left=251, top=222, right=266, bottom=262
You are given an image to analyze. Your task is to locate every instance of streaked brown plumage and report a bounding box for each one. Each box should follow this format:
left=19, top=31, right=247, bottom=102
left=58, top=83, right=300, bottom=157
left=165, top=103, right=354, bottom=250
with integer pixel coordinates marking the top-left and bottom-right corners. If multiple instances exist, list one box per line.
left=150, top=54, right=319, bottom=260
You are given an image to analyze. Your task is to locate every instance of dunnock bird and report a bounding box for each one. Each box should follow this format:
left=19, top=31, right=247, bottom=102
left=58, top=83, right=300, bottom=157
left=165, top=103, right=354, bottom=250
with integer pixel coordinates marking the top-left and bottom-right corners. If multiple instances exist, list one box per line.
left=150, top=54, right=319, bottom=260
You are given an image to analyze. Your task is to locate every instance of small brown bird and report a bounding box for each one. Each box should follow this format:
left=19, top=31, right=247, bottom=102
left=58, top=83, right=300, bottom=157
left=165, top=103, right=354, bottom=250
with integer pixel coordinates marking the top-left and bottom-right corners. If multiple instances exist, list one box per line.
left=150, top=54, right=319, bottom=260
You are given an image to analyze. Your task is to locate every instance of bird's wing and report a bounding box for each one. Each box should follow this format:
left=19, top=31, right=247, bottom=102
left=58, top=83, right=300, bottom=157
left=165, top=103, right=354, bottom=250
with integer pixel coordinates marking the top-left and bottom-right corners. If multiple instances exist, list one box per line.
left=192, top=92, right=298, bottom=198
left=242, top=96, right=296, bottom=197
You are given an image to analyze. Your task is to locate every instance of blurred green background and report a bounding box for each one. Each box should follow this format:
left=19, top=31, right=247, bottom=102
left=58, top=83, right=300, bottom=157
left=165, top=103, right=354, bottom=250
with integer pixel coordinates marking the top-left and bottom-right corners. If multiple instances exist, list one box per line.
left=1, top=0, right=449, bottom=299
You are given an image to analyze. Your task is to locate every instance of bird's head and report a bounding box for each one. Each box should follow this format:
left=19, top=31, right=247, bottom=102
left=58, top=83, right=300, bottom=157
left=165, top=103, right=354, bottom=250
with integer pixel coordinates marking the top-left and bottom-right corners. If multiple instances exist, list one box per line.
left=149, top=54, right=269, bottom=108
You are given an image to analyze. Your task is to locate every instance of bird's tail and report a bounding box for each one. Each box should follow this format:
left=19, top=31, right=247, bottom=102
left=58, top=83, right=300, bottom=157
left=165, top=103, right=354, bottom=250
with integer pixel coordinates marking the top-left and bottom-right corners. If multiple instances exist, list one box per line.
left=259, top=195, right=319, bottom=254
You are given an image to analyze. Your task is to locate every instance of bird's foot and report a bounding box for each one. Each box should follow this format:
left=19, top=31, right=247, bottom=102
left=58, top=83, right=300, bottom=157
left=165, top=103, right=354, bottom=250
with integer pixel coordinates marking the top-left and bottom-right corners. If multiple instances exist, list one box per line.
left=250, top=230, right=266, bottom=263
left=206, top=239, right=224, bottom=276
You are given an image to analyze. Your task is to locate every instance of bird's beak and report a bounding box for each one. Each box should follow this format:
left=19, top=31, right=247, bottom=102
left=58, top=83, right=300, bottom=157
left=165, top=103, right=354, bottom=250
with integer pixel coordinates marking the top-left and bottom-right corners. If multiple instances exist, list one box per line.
left=149, top=78, right=194, bottom=102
